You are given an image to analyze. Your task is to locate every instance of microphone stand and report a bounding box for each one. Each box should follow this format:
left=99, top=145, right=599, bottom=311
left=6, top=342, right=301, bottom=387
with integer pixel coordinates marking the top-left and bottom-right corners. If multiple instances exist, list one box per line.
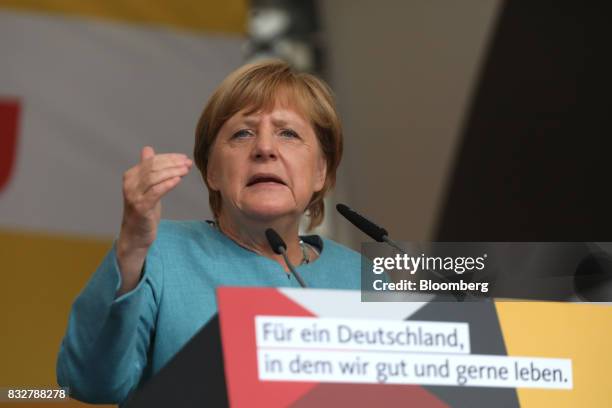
left=265, top=228, right=307, bottom=288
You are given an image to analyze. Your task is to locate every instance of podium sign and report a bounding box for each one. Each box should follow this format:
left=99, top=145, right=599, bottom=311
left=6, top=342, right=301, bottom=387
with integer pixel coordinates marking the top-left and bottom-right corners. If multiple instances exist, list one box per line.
left=221, top=288, right=556, bottom=407
left=127, top=287, right=611, bottom=407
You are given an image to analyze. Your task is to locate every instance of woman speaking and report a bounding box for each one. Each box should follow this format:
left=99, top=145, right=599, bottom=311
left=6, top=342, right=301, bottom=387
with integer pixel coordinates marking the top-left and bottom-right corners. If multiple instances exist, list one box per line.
left=56, top=60, right=360, bottom=404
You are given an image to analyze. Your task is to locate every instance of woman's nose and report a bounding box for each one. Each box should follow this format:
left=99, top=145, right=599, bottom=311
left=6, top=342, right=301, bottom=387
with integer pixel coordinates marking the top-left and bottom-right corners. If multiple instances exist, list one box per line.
left=251, top=131, right=278, bottom=161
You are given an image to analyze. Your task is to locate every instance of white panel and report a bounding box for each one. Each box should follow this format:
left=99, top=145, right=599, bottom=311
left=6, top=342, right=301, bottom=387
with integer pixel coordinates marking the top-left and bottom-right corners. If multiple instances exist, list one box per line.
left=279, top=288, right=429, bottom=319
left=0, top=10, right=244, bottom=237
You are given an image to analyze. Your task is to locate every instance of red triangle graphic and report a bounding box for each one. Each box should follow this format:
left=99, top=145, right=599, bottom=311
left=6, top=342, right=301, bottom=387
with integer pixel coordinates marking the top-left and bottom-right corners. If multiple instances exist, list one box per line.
left=217, top=287, right=319, bottom=408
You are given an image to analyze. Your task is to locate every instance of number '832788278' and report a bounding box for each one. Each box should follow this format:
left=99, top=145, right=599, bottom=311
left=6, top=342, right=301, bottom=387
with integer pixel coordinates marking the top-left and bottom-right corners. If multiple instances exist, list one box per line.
left=3, top=388, right=68, bottom=401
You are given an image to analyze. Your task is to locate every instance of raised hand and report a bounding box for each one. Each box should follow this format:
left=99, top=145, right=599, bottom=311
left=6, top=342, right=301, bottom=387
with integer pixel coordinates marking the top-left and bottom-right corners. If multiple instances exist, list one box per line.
left=116, top=146, right=192, bottom=295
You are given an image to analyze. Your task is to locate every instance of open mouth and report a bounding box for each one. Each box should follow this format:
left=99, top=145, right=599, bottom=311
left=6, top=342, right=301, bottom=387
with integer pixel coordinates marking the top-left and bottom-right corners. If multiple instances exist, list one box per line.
left=246, top=174, right=286, bottom=187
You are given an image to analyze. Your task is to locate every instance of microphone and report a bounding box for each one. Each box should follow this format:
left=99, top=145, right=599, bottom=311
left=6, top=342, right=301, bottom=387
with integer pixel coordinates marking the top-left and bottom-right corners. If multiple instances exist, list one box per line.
left=265, top=228, right=307, bottom=288
left=336, top=203, right=405, bottom=253
left=574, top=251, right=612, bottom=301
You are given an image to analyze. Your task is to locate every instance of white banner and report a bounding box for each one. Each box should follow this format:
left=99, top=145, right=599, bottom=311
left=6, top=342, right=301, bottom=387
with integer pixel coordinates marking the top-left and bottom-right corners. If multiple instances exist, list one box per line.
left=0, top=9, right=244, bottom=237
left=255, top=315, right=573, bottom=390
left=256, top=316, right=470, bottom=354
left=258, top=349, right=572, bottom=389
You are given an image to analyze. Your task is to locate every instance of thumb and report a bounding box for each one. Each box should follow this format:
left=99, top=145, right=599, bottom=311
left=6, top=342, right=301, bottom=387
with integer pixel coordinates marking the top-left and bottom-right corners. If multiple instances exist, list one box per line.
left=140, top=146, right=155, bottom=162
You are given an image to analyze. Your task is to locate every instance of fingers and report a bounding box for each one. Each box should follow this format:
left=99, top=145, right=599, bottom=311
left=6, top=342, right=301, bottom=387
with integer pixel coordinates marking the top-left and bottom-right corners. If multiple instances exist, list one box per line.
left=143, top=176, right=182, bottom=202
left=123, top=148, right=193, bottom=213
left=138, top=150, right=191, bottom=175
left=140, top=147, right=192, bottom=170
left=129, top=176, right=182, bottom=214
left=141, top=165, right=191, bottom=193
left=141, top=146, right=155, bottom=162
left=147, top=154, right=192, bottom=172
left=123, top=172, right=184, bottom=216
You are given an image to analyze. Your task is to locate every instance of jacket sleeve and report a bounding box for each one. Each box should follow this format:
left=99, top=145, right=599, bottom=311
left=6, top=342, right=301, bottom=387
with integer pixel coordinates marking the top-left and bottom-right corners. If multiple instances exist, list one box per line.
left=56, top=240, right=164, bottom=404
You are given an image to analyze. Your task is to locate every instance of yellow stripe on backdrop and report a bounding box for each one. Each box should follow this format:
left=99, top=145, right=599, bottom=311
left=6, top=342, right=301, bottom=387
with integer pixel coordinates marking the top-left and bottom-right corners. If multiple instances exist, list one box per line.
left=496, top=301, right=612, bottom=408
left=0, top=0, right=247, bottom=34
left=0, top=229, right=114, bottom=407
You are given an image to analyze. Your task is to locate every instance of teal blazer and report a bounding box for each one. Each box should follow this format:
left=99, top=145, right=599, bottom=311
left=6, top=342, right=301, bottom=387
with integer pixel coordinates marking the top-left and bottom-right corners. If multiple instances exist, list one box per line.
left=56, top=220, right=361, bottom=404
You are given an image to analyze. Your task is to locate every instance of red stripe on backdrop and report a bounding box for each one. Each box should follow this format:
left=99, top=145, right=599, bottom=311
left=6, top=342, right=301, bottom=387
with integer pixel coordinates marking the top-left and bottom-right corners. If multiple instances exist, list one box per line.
left=0, top=99, right=21, bottom=193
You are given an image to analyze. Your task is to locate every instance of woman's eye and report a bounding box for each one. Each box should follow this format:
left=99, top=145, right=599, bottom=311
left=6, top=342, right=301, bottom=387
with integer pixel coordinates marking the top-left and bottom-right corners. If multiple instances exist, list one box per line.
left=232, top=129, right=252, bottom=139
left=280, top=129, right=299, bottom=139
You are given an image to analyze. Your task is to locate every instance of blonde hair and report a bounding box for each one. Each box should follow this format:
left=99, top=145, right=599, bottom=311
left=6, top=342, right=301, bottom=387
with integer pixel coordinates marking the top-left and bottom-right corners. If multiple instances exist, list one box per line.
left=194, top=60, right=343, bottom=230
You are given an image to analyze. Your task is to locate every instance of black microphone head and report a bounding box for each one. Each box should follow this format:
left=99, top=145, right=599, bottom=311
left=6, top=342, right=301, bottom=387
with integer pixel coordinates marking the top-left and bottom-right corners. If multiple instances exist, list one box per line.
left=574, top=251, right=612, bottom=301
left=336, top=203, right=388, bottom=242
left=265, top=228, right=287, bottom=255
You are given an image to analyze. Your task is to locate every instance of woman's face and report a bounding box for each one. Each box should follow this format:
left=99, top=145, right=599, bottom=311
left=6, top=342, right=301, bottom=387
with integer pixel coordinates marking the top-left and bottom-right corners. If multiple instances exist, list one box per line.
left=206, top=99, right=327, bottom=224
